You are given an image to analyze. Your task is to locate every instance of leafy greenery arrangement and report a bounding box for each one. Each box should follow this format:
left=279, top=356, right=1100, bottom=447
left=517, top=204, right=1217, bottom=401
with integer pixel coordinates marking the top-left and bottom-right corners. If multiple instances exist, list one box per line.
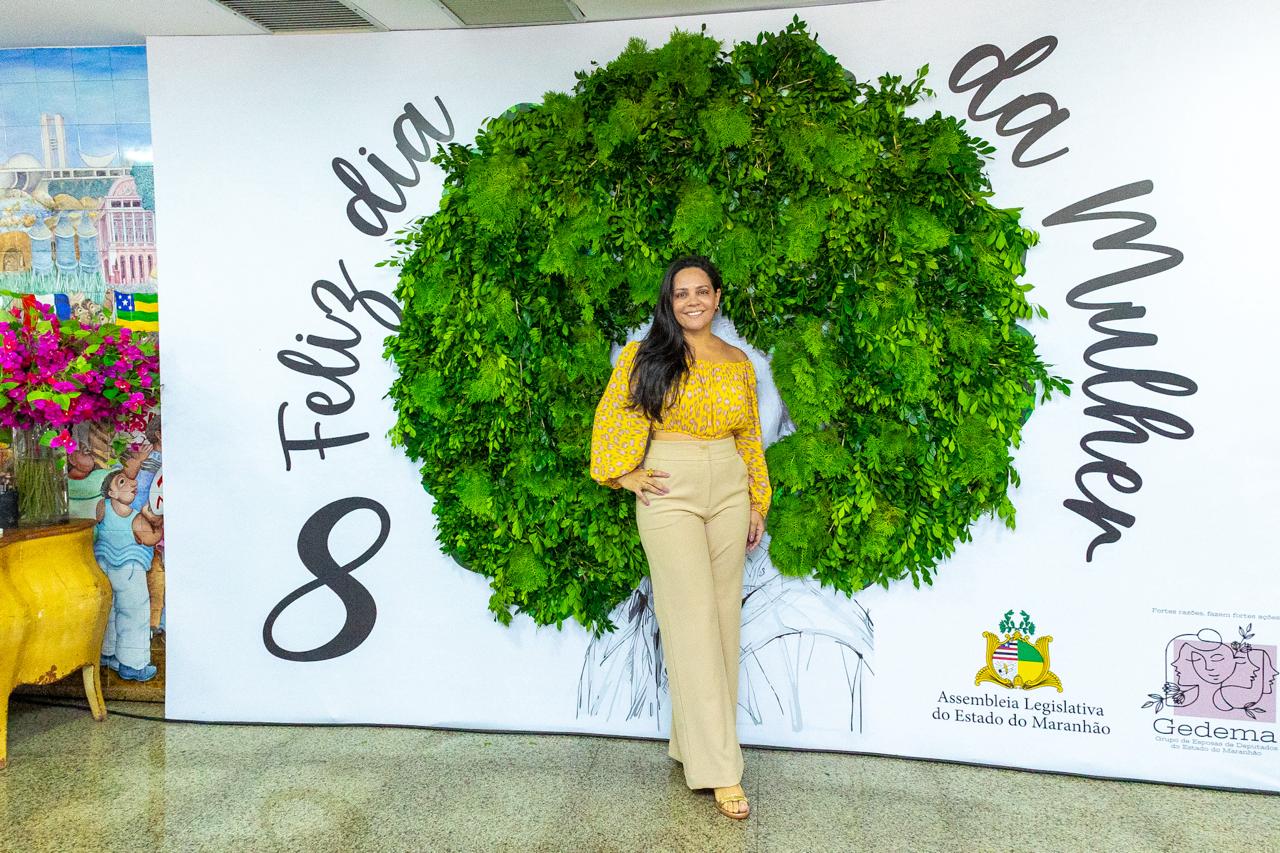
left=384, top=19, right=1069, bottom=633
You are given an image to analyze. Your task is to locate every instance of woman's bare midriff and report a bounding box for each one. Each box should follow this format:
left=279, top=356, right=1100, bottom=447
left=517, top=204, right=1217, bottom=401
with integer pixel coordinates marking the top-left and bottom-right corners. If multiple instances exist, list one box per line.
left=650, top=430, right=733, bottom=441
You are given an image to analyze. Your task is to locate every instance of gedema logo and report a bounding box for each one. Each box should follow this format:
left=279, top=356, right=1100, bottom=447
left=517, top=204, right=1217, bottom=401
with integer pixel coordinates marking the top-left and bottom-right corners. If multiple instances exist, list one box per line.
left=975, top=610, right=1063, bottom=692
left=1143, top=625, right=1276, bottom=722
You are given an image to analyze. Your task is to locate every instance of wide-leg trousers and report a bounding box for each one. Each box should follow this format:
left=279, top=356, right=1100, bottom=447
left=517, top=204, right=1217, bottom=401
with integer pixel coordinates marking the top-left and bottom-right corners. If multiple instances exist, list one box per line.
left=635, top=436, right=751, bottom=790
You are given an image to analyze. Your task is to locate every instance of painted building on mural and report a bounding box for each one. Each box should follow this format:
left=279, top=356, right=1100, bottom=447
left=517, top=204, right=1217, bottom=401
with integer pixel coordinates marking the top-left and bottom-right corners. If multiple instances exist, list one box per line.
left=99, top=175, right=155, bottom=285
left=0, top=114, right=148, bottom=295
left=0, top=46, right=153, bottom=299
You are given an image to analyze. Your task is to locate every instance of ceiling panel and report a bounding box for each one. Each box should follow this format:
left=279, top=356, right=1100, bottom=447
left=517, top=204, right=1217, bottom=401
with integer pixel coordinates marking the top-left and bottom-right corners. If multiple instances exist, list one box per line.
left=0, top=0, right=878, bottom=48
left=440, top=0, right=581, bottom=26
left=575, top=0, right=876, bottom=22
left=0, top=0, right=262, bottom=47
left=323, top=0, right=460, bottom=30
left=212, top=0, right=385, bottom=32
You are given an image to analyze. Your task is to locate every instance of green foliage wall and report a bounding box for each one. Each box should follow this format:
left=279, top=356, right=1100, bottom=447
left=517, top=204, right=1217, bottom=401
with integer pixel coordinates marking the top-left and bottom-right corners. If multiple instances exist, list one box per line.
left=384, top=19, right=1069, bottom=634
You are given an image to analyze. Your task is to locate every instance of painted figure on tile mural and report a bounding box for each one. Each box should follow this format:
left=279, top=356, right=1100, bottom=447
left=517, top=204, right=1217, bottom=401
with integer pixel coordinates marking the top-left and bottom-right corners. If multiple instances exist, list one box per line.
left=129, top=415, right=162, bottom=513
left=67, top=424, right=150, bottom=520
left=133, top=415, right=164, bottom=635
left=94, top=467, right=163, bottom=681
left=66, top=445, right=111, bottom=520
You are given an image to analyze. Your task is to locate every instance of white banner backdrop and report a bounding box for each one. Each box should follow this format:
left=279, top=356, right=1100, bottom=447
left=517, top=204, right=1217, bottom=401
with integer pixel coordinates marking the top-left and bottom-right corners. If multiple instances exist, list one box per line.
left=149, top=0, right=1280, bottom=792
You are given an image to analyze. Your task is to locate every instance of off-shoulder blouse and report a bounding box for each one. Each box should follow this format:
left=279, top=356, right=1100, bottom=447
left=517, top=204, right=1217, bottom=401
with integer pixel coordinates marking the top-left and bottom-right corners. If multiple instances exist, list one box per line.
left=590, top=340, right=772, bottom=517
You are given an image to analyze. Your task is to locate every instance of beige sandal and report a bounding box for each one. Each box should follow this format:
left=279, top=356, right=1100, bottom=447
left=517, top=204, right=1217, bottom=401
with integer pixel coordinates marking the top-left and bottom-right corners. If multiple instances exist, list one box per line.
left=714, top=791, right=750, bottom=820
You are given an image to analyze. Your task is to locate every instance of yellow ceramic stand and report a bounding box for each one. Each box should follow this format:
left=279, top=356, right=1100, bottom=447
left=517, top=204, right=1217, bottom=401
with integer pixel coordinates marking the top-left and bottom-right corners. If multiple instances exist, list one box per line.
left=0, top=520, right=111, bottom=768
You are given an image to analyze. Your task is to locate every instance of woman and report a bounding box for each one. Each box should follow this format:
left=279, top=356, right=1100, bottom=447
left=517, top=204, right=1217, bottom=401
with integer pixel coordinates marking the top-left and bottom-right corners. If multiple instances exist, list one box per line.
left=590, top=255, right=771, bottom=820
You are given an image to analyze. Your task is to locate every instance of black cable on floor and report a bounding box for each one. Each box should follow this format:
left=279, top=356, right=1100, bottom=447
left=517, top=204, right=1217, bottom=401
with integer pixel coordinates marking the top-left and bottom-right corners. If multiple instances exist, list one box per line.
left=14, top=696, right=169, bottom=723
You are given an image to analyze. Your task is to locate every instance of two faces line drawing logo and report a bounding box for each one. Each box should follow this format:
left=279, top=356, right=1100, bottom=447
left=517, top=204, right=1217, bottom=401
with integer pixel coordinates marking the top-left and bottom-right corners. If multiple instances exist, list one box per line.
left=975, top=609, right=1063, bottom=692
left=1143, top=625, right=1276, bottom=723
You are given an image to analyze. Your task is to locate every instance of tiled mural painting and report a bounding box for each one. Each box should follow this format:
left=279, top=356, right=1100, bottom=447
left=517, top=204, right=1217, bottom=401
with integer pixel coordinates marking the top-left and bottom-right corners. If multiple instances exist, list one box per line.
left=2, top=46, right=165, bottom=699
left=0, top=47, right=155, bottom=299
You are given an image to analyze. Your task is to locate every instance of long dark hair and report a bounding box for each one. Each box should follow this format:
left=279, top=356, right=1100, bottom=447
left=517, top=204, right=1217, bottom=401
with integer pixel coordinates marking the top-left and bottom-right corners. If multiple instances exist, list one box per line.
left=629, top=255, right=722, bottom=422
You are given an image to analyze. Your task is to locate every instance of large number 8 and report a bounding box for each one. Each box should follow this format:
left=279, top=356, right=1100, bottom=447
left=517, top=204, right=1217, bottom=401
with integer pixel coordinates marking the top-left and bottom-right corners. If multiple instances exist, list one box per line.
left=263, top=496, right=391, bottom=662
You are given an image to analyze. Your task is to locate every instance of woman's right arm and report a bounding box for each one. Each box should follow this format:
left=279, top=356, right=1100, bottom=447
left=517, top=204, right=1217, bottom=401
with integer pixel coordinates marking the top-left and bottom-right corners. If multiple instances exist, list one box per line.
left=590, top=341, right=650, bottom=488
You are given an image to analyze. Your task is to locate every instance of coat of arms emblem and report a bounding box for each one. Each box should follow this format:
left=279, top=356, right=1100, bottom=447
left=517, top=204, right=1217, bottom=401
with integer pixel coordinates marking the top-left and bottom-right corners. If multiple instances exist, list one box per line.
left=975, top=609, right=1062, bottom=692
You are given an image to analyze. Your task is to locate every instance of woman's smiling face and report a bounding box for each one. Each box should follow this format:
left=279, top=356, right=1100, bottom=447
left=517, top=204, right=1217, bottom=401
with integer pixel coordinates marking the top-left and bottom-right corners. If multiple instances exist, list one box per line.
left=671, top=266, right=719, bottom=333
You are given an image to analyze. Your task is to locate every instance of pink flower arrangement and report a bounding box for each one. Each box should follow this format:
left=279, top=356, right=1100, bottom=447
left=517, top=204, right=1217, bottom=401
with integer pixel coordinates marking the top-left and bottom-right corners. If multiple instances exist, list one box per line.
left=0, top=298, right=160, bottom=454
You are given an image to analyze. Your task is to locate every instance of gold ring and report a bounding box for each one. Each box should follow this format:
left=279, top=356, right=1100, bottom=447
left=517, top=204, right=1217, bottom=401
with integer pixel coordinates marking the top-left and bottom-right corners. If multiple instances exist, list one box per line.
left=645, top=468, right=655, bottom=477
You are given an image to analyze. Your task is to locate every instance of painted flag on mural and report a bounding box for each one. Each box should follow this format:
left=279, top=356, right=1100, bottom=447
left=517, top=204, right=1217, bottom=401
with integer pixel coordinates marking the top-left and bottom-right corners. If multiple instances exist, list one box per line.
left=29, top=293, right=72, bottom=321
left=115, top=291, right=159, bottom=332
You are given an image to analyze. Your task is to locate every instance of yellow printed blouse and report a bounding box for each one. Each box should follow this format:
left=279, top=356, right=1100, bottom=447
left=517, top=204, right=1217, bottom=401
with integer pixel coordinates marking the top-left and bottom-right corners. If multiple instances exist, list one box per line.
left=590, top=340, right=772, bottom=517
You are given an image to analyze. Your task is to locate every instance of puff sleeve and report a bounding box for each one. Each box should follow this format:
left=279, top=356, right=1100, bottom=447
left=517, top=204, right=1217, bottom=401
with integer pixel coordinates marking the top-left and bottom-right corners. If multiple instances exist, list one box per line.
left=734, top=362, right=773, bottom=518
left=590, top=340, right=652, bottom=488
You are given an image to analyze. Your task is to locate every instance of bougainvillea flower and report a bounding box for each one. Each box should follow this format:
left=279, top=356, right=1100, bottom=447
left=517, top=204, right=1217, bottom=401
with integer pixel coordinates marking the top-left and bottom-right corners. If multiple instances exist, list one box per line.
left=0, top=297, right=160, bottom=441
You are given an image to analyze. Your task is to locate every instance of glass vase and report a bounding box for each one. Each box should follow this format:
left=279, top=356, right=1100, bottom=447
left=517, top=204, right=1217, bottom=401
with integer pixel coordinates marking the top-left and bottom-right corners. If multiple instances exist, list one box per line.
left=13, top=427, right=69, bottom=526
left=0, top=429, right=15, bottom=527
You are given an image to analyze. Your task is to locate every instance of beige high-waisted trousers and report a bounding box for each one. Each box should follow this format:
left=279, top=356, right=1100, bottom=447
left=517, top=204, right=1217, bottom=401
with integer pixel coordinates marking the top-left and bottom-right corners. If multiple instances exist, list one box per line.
left=636, top=436, right=750, bottom=790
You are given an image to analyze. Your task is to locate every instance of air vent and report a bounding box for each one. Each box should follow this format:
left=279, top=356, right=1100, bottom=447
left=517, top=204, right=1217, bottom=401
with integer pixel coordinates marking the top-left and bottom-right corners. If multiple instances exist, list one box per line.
left=440, top=0, right=583, bottom=26
left=214, top=0, right=384, bottom=33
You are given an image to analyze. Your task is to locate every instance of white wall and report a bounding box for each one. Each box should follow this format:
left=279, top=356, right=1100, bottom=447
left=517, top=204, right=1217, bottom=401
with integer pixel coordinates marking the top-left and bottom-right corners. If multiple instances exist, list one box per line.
left=150, top=0, right=1280, bottom=792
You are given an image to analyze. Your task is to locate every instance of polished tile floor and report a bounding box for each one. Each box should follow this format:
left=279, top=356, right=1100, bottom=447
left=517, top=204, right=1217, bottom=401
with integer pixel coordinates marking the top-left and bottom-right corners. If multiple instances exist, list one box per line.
left=2, top=699, right=1277, bottom=852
